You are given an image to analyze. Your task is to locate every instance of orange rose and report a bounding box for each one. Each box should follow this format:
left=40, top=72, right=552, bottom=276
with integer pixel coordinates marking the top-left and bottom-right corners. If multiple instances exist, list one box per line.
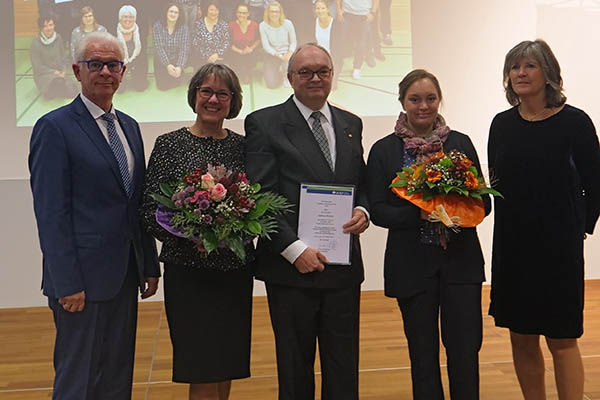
left=426, top=169, right=442, bottom=182
left=413, top=165, right=425, bottom=179
left=464, top=171, right=478, bottom=189
left=459, top=158, right=473, bottom=169
left=428, top=151, right=445, bottom=163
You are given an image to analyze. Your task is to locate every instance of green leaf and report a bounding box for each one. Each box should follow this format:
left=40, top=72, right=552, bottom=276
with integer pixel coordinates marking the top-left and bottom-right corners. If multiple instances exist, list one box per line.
left=402, top=166, right=414, bottom=175
left=470, top=192, right=482, bottom=200
left=440, top=158, right=453, bottom=168
left=150, top=193, right=175, bottom=209
left=423, top=192, right=434, bottom=201
left=250, top=183, right=261, bottom=192
left=425, top=180, right=436, bottom=189
left=468, top=166, right=479, bottom=177
left=249, top=199, right=269, bottom=218
left=202, top=231, right=218, bottom=253
left=389, top=180, right=405, bottom=188
left=477, top=187, right=504, bottom=198
left=442, top=184, right=454, bottom=194
left=456, top=187, right=469, bottom=196
left=247, top=220, right=262, bottom=235
left=159, top=182, right=176, bottom=197
left=227, top=237, right=246, bottom=262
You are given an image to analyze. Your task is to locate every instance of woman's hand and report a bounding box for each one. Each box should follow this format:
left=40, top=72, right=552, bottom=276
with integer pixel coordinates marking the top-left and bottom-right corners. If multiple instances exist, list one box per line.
left=167, top=64, right=176, bottom=77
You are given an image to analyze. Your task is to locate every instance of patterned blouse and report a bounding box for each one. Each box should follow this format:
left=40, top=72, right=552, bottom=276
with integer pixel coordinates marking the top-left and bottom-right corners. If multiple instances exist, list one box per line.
left=70, top=25, right=107, bottom=61
left=191, top=19, right=230, bottom=61
left=140, top=127, right=253, bottom=270
left=152, top=21, right=190, bottom=67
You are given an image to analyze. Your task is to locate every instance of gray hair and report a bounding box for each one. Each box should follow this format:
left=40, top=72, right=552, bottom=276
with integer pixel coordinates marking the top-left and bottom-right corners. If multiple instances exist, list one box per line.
left=187, top=63, right=243, bottom=119
left=287, top=42, right=333, bottom=75
left=119, top=5, right=137, bottom=20
left=503, top=39, right=566, bottom=107
left=74, top=31, right=125, bottom=62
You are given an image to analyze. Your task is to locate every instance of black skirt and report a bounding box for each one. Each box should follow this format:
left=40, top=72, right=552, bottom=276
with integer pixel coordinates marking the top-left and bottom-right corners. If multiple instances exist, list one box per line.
left=163, top=263, right=253, bottom=383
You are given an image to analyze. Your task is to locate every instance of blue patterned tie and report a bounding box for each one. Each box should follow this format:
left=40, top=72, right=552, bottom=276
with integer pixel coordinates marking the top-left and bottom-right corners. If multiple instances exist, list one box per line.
left=310, top=111, right=334, bottom=171
left=101, top=113, right=132, bottom=196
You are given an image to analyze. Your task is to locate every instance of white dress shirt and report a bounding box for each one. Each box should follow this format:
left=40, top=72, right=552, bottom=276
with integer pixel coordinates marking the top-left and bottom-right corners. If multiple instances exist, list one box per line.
left=80, top=94, right=134, bottom=176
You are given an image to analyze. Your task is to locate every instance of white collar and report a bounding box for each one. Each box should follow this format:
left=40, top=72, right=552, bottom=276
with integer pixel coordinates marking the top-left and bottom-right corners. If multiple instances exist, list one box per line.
left=80, top=94, right=116, bottom=121
left=292, top=95, right=332, bottom=124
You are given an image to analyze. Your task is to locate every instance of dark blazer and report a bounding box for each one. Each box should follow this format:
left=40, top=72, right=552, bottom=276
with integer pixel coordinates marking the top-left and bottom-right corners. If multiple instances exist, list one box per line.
left=29, top=95, right=160, bottom=301
left=366, top=131, right=491, bottom=298
left=245, top=96, right=368, bottom=289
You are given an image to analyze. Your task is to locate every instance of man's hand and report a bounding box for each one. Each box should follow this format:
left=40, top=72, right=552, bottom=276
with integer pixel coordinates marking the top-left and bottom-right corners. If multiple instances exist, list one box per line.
left=141, top=277, right=159, bottom=299
left=294, top=247, right=329, bottom=274
left=342, top=209, right=369, bottom=234
left=58, top=290, right=85, bottom=312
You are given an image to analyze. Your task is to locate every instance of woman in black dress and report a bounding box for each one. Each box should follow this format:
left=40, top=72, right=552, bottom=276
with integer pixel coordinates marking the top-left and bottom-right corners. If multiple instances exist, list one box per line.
left=488, top=39, right=600, bottom=400
left=366, top=69, right=490, bottom=399
left=141, top=63, right=252, bottom=400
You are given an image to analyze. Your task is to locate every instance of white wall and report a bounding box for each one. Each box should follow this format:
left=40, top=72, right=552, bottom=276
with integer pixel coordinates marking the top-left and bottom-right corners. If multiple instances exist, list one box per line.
left=2, top=0, right=600, bottom=308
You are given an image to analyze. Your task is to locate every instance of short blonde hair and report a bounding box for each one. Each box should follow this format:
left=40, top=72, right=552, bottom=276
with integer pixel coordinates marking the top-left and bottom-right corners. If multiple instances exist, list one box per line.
left=264, top=1, right=286, bottom=27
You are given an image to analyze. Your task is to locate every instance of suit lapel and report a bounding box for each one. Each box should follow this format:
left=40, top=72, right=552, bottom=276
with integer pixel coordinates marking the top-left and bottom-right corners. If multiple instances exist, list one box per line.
left=283, top=98, right=334, bottom=182
left=72, top=96, right=128, bottom=196
left=331, top=106, right=353, bottom=182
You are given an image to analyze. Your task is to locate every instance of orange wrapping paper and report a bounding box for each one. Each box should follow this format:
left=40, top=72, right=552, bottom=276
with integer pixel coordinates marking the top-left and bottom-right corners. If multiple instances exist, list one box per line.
left=391, top=176, right=485, bottom=228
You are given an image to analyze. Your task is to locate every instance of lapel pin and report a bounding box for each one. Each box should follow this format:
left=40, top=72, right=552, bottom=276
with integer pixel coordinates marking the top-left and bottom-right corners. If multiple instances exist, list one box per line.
left=348, top=133, right=353, bottom=138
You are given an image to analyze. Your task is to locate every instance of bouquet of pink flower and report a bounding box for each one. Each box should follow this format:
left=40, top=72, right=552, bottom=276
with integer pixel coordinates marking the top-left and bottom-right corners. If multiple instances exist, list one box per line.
left=151, top=164, right=290, bottom=262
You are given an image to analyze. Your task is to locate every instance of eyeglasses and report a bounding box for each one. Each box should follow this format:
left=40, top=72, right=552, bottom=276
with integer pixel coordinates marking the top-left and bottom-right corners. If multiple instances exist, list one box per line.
left=197, top=87, right=233, bottom=101
left=292, top=68, right=332, bottom=80
left=78, top=59, right=124, bottom=73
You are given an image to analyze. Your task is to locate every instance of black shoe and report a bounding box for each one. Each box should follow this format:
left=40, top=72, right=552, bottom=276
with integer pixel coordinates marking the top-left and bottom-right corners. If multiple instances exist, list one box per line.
left=365, top=56, right=376, bottom=68
left=374, top=51, right=386, bottom=61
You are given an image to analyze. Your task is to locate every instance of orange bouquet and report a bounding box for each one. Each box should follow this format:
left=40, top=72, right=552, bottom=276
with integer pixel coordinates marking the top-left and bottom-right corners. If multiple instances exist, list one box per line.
left=389, top=150, right=502, bottom=229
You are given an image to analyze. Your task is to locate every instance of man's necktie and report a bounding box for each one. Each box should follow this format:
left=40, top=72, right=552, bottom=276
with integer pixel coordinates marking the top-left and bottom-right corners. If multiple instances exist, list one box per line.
left=101, top=113, right=132, bottom=196
left=310, top=111, right=334, bottom=171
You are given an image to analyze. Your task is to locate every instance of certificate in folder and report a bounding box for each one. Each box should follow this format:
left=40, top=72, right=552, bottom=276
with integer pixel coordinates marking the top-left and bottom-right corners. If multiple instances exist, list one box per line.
left=297, top=183, right=354, bottom=265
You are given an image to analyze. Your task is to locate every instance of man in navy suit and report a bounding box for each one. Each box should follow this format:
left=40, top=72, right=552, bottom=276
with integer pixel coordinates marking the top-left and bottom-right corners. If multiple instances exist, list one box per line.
left=29, top=31, right=160, bottom=399
left=245, top=43, right=369, bottom=400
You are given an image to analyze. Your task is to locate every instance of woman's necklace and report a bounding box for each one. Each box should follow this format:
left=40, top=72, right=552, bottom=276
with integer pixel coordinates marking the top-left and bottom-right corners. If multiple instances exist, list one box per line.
left=519, top=105, right=550, bottom=121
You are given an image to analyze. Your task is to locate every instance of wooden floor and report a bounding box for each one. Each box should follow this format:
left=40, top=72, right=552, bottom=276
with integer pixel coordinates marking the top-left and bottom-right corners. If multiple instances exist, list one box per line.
left=2, top=281, right=600, bottom=399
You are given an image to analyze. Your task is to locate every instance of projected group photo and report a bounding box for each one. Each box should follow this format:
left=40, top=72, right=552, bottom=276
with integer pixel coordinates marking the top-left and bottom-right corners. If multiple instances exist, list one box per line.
left=14, top=0, right=411, bottom=126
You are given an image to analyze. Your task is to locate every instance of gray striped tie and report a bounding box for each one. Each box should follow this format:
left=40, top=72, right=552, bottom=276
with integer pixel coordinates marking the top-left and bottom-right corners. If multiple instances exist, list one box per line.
left=310, top=111, right=334, bottom=171
left=101, top=113, right=132, bottom=196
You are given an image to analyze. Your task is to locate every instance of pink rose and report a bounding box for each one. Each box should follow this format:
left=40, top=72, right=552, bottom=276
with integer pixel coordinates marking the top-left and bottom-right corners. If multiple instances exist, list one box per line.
left=210, top=183, right=227, bottom=201
left=200, top=173, right=215, bottom=190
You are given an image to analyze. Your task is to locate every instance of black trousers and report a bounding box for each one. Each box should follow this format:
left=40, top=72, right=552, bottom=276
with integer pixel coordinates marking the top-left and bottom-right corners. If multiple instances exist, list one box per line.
left=266, top=283, right=360, bottom=400
left=341, top=13, right=370, bottom=69
left=397, top=275, right=482, bottom=400
left=49, top=261, right=138, bottom=400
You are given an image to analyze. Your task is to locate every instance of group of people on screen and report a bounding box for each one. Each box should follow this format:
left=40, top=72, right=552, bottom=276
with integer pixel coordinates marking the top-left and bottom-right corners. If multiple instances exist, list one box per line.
left=30, top=0, right=394, bottom=99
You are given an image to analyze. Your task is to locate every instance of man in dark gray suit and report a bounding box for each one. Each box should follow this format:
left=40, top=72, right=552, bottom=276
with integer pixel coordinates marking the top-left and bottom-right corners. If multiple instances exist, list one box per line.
left=245, top=43, right=369, bottom=400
